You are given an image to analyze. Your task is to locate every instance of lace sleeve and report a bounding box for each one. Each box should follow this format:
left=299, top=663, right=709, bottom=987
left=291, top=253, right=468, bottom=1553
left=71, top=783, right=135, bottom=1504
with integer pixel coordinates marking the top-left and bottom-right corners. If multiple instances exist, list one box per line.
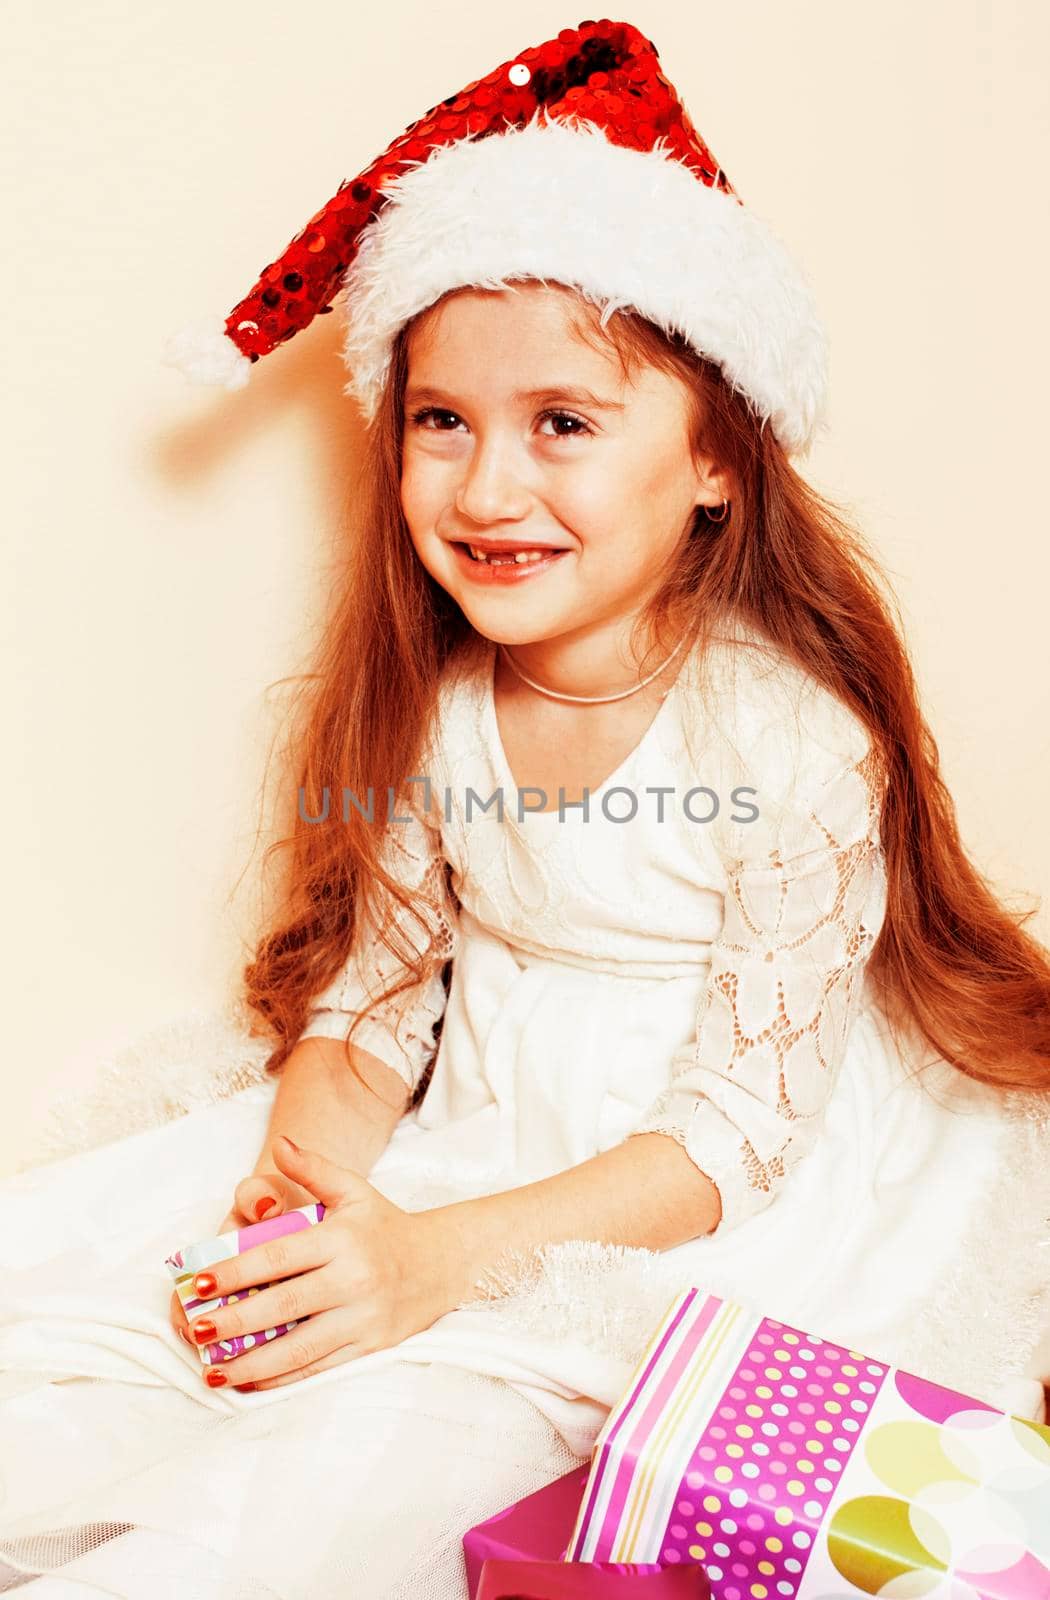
left=625, top=739, right=889, bottom=1235
left=298, top=788, right=459, bottom=1095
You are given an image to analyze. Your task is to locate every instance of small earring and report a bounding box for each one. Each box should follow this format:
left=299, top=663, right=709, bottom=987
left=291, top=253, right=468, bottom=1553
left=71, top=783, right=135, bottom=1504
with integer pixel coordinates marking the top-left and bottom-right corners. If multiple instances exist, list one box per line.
left=703, top=498, right=730, bottom=524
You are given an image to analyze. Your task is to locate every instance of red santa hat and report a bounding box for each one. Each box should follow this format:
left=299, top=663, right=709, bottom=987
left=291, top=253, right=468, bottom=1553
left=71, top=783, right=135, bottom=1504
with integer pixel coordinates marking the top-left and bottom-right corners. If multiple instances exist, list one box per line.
left=162, top=18, right=828, bottom=457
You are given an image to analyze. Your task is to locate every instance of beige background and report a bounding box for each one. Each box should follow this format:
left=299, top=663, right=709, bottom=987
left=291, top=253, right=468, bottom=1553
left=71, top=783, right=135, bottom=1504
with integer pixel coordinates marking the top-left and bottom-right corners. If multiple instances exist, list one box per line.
left=3, top=2, right=1048, bottom=1180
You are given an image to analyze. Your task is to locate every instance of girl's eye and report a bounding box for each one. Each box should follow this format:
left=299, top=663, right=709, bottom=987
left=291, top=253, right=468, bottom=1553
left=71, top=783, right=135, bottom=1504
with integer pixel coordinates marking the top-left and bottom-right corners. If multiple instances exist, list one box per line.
left=407, top=407, right=592, bottom=439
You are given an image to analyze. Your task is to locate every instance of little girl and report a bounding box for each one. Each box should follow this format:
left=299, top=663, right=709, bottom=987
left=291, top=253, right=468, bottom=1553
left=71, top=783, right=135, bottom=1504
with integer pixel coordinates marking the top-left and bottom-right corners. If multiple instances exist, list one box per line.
left=3, top=20, right=1049, bottom=1600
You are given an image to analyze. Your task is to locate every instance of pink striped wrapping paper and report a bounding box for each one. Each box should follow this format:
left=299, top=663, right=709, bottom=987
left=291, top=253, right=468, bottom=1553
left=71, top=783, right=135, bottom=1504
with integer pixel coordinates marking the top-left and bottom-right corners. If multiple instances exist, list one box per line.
left=164, top=1203, right=326, bottom=1366
left=565, top=1287, right=1050, bottom=1600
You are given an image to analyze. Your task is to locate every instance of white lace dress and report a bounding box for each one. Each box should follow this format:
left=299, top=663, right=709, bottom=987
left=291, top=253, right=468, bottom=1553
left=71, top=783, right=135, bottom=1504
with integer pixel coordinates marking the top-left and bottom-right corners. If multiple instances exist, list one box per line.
left=2, top=631, right=1048, bottom=1599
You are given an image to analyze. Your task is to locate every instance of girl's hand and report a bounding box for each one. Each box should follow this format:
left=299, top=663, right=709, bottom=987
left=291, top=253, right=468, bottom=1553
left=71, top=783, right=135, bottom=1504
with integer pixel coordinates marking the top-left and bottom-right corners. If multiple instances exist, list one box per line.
left=167, top=1167, right=317, bottom=1349
left=178, top=1134, right=467, bottom=1391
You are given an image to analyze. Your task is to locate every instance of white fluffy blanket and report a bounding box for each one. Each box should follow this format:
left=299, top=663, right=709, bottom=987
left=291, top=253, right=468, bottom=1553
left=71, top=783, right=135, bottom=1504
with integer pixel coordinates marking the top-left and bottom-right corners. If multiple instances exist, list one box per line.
left=16, top=1000, right=1050, bottom=1423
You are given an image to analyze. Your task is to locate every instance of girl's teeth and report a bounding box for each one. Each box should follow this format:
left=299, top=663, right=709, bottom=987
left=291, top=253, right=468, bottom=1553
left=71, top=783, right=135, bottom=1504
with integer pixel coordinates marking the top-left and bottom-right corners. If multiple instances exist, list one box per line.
left=468, top=546, right=553, bottom=565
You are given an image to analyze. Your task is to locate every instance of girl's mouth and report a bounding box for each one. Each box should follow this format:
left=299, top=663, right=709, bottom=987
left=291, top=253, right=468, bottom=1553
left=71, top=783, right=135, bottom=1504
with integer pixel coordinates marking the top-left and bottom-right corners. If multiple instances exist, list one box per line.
left=451, top=542, right=571, bottom=584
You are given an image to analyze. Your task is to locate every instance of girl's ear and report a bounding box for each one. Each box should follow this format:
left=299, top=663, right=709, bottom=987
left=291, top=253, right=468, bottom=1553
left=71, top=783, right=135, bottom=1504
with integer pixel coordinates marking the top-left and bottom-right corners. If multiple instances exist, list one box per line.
left=692, top=453, right=731, bottom=513
left=694, top=451, right=726, bottom=492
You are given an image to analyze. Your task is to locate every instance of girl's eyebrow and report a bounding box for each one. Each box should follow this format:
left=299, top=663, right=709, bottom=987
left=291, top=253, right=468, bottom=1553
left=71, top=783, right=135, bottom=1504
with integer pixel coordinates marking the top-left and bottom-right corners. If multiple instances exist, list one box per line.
left=404, top=384, right=626, bottom=411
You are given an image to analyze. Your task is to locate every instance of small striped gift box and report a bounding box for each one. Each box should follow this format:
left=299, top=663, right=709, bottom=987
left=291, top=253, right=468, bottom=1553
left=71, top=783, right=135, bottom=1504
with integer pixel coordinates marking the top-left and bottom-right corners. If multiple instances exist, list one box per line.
left=164, top=1203, right=326, bottom=1365
left=566, top=1287, right=1050, bottom=1599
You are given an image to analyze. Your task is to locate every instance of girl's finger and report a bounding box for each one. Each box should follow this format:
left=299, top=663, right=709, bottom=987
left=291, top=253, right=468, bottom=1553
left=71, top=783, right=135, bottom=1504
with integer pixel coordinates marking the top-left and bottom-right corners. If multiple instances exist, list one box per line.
left=194, top=1215, right=332, bottom=1304
left=252, top=1336, right=368, bottom=1389
left=207, top=1308, right=367, bottom=1389
left=232, top=1177, right=286, bottom=1223
left=185, top=1262, right=334, bottom=1354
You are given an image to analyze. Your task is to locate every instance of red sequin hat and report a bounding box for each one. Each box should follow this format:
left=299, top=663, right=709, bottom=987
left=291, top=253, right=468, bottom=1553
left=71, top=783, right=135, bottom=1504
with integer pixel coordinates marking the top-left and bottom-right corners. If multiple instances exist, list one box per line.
left=163, top=18, right=828, bottom=457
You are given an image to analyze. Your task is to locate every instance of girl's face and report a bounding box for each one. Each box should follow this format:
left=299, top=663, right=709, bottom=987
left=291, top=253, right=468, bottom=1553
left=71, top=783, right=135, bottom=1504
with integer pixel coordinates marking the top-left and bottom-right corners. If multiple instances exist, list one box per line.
left=400, top=284, right=725, bottom=649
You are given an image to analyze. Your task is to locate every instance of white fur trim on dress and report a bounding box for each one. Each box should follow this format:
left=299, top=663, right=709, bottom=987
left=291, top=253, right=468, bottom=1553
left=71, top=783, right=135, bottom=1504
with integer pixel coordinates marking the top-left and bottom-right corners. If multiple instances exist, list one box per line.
left=339, top=113, right=829, bottom=457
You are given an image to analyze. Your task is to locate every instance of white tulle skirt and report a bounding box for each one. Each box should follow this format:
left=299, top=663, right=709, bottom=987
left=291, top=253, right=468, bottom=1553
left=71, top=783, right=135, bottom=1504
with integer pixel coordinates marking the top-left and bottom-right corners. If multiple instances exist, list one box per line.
left=2, top=1008, right=1048, bottom=1599
left=0, top=1086, right=582, bottom=1598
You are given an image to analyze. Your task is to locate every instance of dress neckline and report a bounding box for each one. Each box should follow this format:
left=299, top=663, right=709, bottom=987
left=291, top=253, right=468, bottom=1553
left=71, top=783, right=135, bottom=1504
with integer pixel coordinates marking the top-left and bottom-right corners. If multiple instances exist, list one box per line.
left=481, top=635, right=690, bottom=821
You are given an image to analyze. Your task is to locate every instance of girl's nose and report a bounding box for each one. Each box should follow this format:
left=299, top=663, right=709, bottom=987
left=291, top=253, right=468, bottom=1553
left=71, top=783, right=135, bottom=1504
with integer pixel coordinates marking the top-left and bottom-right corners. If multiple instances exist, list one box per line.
left=454, top=442, right=530, bottom=526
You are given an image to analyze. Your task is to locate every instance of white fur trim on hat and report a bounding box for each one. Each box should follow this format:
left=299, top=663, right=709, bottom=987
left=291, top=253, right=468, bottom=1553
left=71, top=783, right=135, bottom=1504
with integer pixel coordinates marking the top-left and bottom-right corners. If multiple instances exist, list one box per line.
left=339, top=113, right=829, bottom=457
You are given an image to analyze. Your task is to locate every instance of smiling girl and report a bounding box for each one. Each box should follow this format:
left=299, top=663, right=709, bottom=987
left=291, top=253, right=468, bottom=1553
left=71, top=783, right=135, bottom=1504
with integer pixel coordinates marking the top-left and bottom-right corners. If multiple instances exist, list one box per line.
left=3, top=18, right=1050, bottom=1600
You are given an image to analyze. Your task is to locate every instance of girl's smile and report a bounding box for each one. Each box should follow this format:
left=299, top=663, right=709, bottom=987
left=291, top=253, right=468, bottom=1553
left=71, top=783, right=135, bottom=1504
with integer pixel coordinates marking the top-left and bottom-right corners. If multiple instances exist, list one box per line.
left=448, top=540, right=571, bottom=584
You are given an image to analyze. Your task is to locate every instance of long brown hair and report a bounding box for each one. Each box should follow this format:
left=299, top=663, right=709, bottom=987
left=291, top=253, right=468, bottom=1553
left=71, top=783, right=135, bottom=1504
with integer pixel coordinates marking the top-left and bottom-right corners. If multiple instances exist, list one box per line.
left=243, top=283, right=1050, bottom=1104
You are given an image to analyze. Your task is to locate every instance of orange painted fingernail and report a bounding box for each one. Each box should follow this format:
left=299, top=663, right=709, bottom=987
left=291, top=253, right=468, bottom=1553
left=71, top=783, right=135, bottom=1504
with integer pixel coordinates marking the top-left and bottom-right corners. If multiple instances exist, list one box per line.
left=205, top=1368, right=227, bottom=1387
left=192, top=1319, right=217, bottom=1344
left=194, top=1272, right=218, bottom=1297
left=254, top=1197, right=277, bottom=1220
left=234, top=1382, right=257, bottom=1392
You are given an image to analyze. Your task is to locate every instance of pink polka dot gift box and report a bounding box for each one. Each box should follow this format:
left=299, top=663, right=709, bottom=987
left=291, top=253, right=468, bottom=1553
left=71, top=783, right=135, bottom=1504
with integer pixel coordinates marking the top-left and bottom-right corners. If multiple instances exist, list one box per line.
left=564, top=1287, right=1050, bottom=1600
left=164, top=1203, right=326, bottom=1365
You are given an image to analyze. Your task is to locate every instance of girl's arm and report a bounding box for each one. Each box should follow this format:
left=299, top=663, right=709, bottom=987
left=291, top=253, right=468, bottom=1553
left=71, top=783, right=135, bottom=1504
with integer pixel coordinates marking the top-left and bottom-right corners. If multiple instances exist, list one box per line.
left=438, top=1131, right=723, bottom=1307
left=621, top=743, right=889, bottom=1232
left=250, top=1034, right=413, bottom=1181
left=256, top=782, right=458, bottom=1186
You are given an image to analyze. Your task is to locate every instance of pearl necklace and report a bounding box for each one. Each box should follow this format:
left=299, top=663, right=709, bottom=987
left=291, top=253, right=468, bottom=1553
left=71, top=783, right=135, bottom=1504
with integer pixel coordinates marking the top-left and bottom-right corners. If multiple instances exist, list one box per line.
left=498, top=633, right=689, bottom=704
